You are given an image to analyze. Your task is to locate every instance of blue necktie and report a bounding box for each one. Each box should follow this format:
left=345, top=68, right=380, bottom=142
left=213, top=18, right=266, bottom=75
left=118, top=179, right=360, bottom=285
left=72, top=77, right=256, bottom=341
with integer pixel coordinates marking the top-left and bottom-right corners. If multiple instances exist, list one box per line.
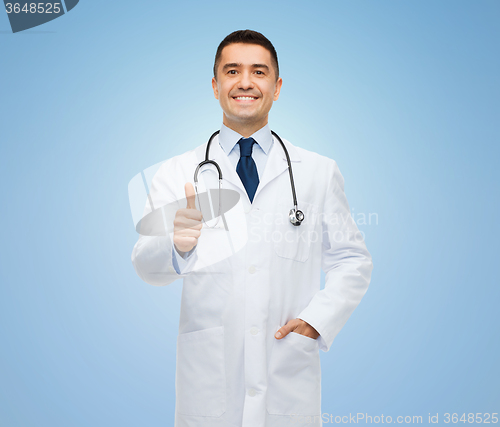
left=236, top=137, right=259, bottom=203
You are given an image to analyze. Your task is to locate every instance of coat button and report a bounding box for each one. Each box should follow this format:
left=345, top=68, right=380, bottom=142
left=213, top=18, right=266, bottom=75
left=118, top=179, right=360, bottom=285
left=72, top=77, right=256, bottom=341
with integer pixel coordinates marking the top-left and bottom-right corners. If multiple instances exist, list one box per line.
left=250, top=327, right=259, bottom=335
left=248, top=388, right=256, bottom=397
left=248, top=265, right=256, bottom=274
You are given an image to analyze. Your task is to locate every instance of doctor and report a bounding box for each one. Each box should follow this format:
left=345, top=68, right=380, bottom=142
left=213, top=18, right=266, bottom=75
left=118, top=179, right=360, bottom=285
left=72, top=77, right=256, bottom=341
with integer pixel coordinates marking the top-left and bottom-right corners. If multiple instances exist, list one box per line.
left=132, top=30, right=373, bottom=427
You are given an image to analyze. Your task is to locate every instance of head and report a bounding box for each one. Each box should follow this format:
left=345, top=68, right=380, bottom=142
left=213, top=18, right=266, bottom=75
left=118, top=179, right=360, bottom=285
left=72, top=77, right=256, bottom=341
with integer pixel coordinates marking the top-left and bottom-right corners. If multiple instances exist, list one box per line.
left=213, top=30, right=280, bottom=82
left=212, top=30, right=283, bottom=136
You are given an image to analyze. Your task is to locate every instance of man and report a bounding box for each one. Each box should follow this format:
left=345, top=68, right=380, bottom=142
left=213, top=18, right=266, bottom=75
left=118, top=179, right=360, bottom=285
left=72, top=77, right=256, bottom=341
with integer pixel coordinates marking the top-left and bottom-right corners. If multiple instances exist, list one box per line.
left=131, top=30, right=373, bottom=427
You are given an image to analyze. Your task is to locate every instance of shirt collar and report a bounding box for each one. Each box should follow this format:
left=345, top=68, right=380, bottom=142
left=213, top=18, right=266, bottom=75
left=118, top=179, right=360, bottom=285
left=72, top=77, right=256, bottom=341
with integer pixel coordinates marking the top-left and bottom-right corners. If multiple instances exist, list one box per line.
left=218, top=123, right=273, bottom=155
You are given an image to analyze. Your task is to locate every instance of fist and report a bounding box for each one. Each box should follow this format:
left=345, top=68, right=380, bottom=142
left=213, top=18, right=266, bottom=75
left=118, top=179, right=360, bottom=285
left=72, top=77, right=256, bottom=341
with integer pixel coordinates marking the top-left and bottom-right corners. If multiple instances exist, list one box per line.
left=173, top=183, right=203, bottom=254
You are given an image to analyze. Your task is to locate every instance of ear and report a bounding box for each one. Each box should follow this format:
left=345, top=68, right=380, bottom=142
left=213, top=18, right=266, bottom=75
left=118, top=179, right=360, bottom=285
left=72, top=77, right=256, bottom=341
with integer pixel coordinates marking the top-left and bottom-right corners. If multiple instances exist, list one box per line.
left=212, top=77, right=219, bottom=100
left=273, top=77, right=283, bottom=101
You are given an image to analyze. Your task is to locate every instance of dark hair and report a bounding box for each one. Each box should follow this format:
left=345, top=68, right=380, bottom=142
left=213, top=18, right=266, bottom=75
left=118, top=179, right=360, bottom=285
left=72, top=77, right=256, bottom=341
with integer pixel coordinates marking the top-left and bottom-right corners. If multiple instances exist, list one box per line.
left=213, top=30, right=279, bottom=81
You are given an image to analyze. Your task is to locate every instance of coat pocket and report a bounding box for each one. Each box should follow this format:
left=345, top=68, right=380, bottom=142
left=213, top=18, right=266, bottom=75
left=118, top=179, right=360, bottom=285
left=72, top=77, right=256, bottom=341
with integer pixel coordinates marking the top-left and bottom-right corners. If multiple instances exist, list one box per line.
left=273, top=199, right=319, bottom=262
left=267, top=331, right=321, bottom=416
left=176, top=326, right=226, bottom=417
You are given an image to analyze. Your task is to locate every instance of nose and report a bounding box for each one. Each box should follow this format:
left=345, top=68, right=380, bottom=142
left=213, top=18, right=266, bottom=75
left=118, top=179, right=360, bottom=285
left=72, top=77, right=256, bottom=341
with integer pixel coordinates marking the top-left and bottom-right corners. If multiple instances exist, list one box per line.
left=238, top=71, right=254, bottom=90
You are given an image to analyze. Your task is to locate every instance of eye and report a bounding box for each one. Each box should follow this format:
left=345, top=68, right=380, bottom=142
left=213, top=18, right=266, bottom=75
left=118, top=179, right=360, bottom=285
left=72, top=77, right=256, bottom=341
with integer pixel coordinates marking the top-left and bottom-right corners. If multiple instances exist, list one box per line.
left=255, top=70, right=264, bottom=75
left=227, top=70, right=237, bottom=75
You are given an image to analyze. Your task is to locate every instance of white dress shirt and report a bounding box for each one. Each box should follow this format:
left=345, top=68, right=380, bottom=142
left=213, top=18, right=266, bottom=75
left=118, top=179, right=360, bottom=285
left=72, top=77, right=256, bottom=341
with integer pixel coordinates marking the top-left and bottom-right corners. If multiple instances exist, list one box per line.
left=172, top=123, right=274, bottom=273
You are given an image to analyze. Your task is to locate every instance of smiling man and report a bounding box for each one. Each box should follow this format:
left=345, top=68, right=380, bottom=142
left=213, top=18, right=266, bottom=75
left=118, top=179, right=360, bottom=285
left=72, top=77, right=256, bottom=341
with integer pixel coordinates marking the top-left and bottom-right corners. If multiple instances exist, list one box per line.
left=131, top=30, right=373, bottom=427
left=212, top=42, right=282, bottom=137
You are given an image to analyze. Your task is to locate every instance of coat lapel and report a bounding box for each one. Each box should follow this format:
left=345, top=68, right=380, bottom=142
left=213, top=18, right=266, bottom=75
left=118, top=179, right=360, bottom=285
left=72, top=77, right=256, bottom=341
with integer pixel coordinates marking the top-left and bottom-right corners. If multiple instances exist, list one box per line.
left=253, top=135, right=301, bottom=201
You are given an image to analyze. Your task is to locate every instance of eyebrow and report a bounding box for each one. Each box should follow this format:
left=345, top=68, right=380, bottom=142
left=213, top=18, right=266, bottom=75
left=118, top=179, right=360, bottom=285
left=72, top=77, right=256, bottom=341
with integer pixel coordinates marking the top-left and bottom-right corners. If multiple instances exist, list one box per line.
left=222, top=63, right=270, bottom=72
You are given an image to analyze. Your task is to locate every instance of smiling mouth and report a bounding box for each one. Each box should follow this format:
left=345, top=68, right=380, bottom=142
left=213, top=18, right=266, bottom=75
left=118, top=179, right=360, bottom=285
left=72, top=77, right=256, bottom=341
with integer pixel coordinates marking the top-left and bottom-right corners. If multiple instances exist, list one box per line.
left=233, top=96, right=258, bottom=100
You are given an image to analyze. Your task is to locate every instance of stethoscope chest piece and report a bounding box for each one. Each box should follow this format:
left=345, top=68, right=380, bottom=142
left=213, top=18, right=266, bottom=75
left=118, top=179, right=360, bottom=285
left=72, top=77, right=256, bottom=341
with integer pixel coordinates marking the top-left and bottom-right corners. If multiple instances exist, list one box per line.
left=289, top=208, right=304, bottom=226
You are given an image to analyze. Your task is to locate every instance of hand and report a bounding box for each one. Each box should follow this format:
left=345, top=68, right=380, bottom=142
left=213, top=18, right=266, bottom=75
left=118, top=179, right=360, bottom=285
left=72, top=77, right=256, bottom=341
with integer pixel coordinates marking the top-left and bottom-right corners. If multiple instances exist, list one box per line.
left=274, top=318, right=320, bottom=340
left=173, top=183, right=203, bottom=253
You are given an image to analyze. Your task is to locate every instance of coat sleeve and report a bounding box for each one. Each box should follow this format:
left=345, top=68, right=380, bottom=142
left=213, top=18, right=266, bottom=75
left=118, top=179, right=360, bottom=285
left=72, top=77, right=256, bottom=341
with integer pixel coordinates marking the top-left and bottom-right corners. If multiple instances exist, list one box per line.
left=296, top=160, right=373, bottom=352
left=131, top=159, right=197, bottom=286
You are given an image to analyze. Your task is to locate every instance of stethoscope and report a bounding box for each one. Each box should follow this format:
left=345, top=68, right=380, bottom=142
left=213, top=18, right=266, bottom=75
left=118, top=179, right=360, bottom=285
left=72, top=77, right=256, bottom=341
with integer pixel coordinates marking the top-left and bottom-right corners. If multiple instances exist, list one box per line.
left=193, top=130, right=304, bottom=228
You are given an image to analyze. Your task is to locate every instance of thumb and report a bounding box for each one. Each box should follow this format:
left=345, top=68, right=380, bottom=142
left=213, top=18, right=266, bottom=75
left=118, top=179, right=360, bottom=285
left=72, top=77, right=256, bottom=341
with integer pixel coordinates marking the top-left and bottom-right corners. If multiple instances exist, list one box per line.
left=185, top=182, right=196, bottom=209
left=275, top=323, right=291, bottom=339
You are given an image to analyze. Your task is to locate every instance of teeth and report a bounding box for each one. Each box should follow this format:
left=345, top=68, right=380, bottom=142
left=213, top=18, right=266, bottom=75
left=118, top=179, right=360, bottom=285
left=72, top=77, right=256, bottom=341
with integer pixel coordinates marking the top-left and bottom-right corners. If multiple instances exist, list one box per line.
left=235, top=97, right=256, bottom=100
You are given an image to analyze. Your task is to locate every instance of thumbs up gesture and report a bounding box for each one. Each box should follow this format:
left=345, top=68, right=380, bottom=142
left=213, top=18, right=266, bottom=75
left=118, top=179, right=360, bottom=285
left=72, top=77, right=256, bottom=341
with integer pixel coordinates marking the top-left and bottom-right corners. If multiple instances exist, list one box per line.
left=173, top=183, right=203, bottom=254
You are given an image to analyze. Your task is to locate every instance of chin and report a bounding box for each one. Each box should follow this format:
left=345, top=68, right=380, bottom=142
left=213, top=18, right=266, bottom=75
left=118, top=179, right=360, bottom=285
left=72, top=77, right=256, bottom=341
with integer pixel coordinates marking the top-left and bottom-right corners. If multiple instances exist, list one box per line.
left=228, top=111, right=258, bottom=121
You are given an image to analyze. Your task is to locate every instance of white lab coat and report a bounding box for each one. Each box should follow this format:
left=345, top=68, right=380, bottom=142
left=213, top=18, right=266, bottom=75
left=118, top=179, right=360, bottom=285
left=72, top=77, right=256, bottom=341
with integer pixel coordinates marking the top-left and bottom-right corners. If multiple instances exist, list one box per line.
left=131, top=133, right=373, bottom=427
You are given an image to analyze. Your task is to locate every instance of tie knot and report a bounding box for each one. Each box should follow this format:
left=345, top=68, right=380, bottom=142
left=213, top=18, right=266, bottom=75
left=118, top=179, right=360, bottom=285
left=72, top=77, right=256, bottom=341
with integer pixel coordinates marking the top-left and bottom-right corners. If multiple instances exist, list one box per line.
left=238, top=137, right=256, bottom=157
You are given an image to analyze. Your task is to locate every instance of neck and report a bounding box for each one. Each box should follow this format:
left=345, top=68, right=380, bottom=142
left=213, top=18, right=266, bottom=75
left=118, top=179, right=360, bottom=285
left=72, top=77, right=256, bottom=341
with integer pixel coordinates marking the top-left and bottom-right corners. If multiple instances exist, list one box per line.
left=223, top=115, right=268, bottom=138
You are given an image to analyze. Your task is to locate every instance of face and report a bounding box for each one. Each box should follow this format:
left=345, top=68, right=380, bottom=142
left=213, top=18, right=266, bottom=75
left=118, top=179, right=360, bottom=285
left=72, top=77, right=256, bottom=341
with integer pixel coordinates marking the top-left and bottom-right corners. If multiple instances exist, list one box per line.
left=212, top=43, right=282, bottom=132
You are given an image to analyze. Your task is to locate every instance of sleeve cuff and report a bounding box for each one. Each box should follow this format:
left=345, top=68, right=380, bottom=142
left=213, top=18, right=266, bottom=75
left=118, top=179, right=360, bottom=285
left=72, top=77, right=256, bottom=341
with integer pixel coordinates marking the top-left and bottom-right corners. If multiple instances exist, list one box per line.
left=296, top=314, right=331, bottom=353
left=172, top=244, right=197, bottom=275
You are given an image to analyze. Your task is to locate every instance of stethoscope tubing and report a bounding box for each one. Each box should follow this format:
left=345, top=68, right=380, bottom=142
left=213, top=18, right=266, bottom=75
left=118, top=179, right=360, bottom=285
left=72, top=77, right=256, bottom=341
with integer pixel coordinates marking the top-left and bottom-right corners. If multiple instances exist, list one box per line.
left=194, top=129, right=302, bottom=224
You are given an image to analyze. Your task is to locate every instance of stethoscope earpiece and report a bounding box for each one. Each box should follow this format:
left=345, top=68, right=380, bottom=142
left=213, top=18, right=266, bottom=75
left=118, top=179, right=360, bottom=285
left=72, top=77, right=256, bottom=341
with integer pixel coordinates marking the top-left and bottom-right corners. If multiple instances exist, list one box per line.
left=195, top=130, right=304, bottom=226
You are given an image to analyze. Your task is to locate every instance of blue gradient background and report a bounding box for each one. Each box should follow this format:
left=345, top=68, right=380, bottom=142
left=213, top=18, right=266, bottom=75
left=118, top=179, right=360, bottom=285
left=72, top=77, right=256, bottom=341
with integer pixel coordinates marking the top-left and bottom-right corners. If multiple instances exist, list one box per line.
left=1, top=1, right=498, bottom=426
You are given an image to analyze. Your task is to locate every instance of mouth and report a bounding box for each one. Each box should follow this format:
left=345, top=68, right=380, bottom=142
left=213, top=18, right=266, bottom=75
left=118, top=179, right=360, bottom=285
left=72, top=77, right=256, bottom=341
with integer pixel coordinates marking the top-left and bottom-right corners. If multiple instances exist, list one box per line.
left=232, top=96, right=258, bottom=102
